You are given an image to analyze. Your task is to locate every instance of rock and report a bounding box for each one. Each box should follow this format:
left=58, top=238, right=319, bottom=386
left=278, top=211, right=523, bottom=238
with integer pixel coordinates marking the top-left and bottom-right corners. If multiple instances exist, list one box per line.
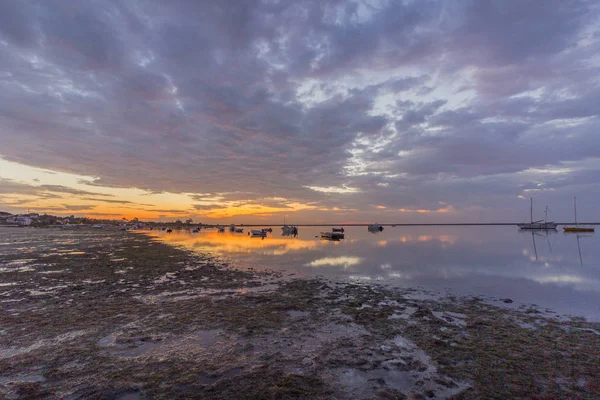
left=503, top=298, right=513, bottom=304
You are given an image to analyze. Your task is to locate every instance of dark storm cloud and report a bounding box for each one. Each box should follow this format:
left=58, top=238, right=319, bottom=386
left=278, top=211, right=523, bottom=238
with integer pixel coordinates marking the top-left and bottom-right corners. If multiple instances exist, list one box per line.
left=1, top=0, right=599, bottom=220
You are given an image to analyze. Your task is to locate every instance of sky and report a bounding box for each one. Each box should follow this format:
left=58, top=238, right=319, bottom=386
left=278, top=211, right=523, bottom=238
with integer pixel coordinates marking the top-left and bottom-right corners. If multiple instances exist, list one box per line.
left=1, top=0, right=600, bottom=224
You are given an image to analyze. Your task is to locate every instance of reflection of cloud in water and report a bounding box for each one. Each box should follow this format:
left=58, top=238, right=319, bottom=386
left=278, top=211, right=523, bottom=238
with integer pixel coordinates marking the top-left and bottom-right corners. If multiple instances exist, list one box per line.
left=148, top=231, right=317, bottom=255
left=307, top=256, right=362, bottom=268
left=142, top=226, right=600, bottom=319
left=387, top=235, right=457, bottom=245
left=534, top=275, right=584, bottom=284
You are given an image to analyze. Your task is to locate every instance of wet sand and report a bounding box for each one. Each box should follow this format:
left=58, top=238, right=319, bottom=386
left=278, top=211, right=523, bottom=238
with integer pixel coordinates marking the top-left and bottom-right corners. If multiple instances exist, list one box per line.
left=1, top=228, right=599, bottom=399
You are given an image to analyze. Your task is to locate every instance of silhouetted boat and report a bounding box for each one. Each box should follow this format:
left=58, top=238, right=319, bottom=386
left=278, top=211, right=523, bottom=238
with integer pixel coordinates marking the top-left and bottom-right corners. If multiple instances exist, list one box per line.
left=332, top=227, right=344, bottom=233
left=563, top=197, right=595, bottom=232
left=321, top=231, right=344, bottom=240
left=367, top=223, right=383, bottom=232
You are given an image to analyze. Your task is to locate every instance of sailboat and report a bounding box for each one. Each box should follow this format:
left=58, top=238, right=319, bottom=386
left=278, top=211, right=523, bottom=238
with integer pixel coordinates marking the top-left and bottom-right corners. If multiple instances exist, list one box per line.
left=518, top=198, right=557, bottom=230
left=563, top=197, right=595, bottom=232
left=281, top=216, right=298, bottom=236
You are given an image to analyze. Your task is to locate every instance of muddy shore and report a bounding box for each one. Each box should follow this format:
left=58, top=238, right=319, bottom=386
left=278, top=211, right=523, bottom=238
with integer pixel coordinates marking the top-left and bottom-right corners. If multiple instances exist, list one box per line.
left=1, top=228, right=599, bottom=399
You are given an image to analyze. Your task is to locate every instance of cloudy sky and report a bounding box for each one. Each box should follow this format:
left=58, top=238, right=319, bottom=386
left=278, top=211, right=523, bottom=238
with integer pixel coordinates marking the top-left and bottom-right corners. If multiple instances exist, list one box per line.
left=1, top=0, right=600, bottom=223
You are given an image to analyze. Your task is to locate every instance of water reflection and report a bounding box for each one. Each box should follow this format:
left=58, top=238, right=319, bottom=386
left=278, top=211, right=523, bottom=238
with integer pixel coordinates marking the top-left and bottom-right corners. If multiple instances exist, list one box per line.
left=146, top=226, right=600, bottom=320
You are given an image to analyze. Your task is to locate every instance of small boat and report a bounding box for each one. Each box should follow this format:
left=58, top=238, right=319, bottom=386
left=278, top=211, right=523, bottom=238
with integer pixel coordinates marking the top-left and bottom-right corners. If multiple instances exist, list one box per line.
left=367, top=223, right=383, bottom=232
left=217, top=226, right=225, bottom=233
left=262, top=228, right=272, bottom=233
left=251, top=229, right=266, bottom=235
left=192, top=227, right=200, bottom=233
left=234, top=228, right=244, bottom=233
left=518, top=198, right=557, bottom=230
left=563, top=197, right=595, bottom=233
left=282, top=225, right=298, bottom=235
left=320, top=231, right=344, bottom=240
left=229, top=224, right=236, bottom=233
left=166, top=228, right=173, bottom=233
left=332, top=227, right=345, bottom=233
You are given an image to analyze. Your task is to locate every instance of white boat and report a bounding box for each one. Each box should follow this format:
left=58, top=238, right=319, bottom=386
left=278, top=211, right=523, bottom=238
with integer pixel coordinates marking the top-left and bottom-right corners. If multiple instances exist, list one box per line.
left=367, top=223, right=384, bottom=232
left=518, top=198, right=557, bottom=230
left=282, top=225, right=298, bottom=235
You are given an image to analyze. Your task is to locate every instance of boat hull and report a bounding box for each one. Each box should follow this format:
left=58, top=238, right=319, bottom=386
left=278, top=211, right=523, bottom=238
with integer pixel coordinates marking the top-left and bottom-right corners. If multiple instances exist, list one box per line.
left=563, top=227, right=595, bottom=232
left=518, top=222, right=557, bottom=230
left=320, top=232, right=344, bottom=240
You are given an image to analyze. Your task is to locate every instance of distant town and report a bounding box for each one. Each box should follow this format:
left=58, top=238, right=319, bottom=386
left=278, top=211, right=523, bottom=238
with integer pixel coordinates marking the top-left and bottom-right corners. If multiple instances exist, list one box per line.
left=0, top=211, right=198, bottom=229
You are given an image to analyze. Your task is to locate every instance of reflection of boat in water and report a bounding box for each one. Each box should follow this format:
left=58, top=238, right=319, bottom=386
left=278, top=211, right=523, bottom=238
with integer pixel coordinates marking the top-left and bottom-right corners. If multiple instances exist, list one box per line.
left=367, top=224, right=384, bottom=232
left=564, top=229, right=594, bottom=265
left=518, top=199, right=557, bottom=230
left=521, top=229, right=556, bottom=261
left=563, top=197, right=595, bottom=233
left=320, top=231, right=345, bottom=241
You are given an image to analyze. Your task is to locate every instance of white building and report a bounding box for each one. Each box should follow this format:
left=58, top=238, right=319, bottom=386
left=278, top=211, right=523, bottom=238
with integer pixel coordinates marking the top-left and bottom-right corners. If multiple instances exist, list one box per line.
left=6, top=216, right=32, bottom=226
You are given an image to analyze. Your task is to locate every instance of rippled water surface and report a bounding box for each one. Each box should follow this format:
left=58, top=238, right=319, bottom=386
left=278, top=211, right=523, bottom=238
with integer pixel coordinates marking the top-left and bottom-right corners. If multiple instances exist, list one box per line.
left=147, top=226, right=600, bottom=319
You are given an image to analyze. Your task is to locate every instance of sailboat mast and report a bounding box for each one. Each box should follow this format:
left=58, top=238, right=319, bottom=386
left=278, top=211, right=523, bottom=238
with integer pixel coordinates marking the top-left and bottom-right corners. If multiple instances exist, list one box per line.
left=530, top=198, right=533, bottom=223
left=574, top=196, right=577, bottom=226
left=544, top=205, right=548, bottom=223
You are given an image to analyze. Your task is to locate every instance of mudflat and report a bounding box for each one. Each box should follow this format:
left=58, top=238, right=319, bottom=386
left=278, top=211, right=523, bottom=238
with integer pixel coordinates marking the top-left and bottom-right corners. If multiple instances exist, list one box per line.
left=1, top=228, right=599, bottom=399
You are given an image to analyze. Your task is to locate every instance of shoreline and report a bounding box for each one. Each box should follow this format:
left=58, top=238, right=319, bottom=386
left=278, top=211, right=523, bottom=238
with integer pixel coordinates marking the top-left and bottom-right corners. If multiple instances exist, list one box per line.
left=1, top=228, right=599, bottom=398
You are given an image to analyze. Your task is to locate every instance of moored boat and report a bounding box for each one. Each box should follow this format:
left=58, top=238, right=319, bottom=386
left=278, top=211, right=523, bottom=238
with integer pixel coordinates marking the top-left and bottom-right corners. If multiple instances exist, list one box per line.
left=563, top=197, right=595, bottom=233
left=320, top=231, right=344, bottom=240
left=282, top=225, right=298, bottom=235
left=367, top=223, right=383, bottom=232
left=519, top=199, right=557, bottom=230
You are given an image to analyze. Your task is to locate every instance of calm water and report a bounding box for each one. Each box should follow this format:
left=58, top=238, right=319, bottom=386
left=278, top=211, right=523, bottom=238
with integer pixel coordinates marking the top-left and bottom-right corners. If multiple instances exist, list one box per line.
left=148, top=226, right=600, bottom=320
